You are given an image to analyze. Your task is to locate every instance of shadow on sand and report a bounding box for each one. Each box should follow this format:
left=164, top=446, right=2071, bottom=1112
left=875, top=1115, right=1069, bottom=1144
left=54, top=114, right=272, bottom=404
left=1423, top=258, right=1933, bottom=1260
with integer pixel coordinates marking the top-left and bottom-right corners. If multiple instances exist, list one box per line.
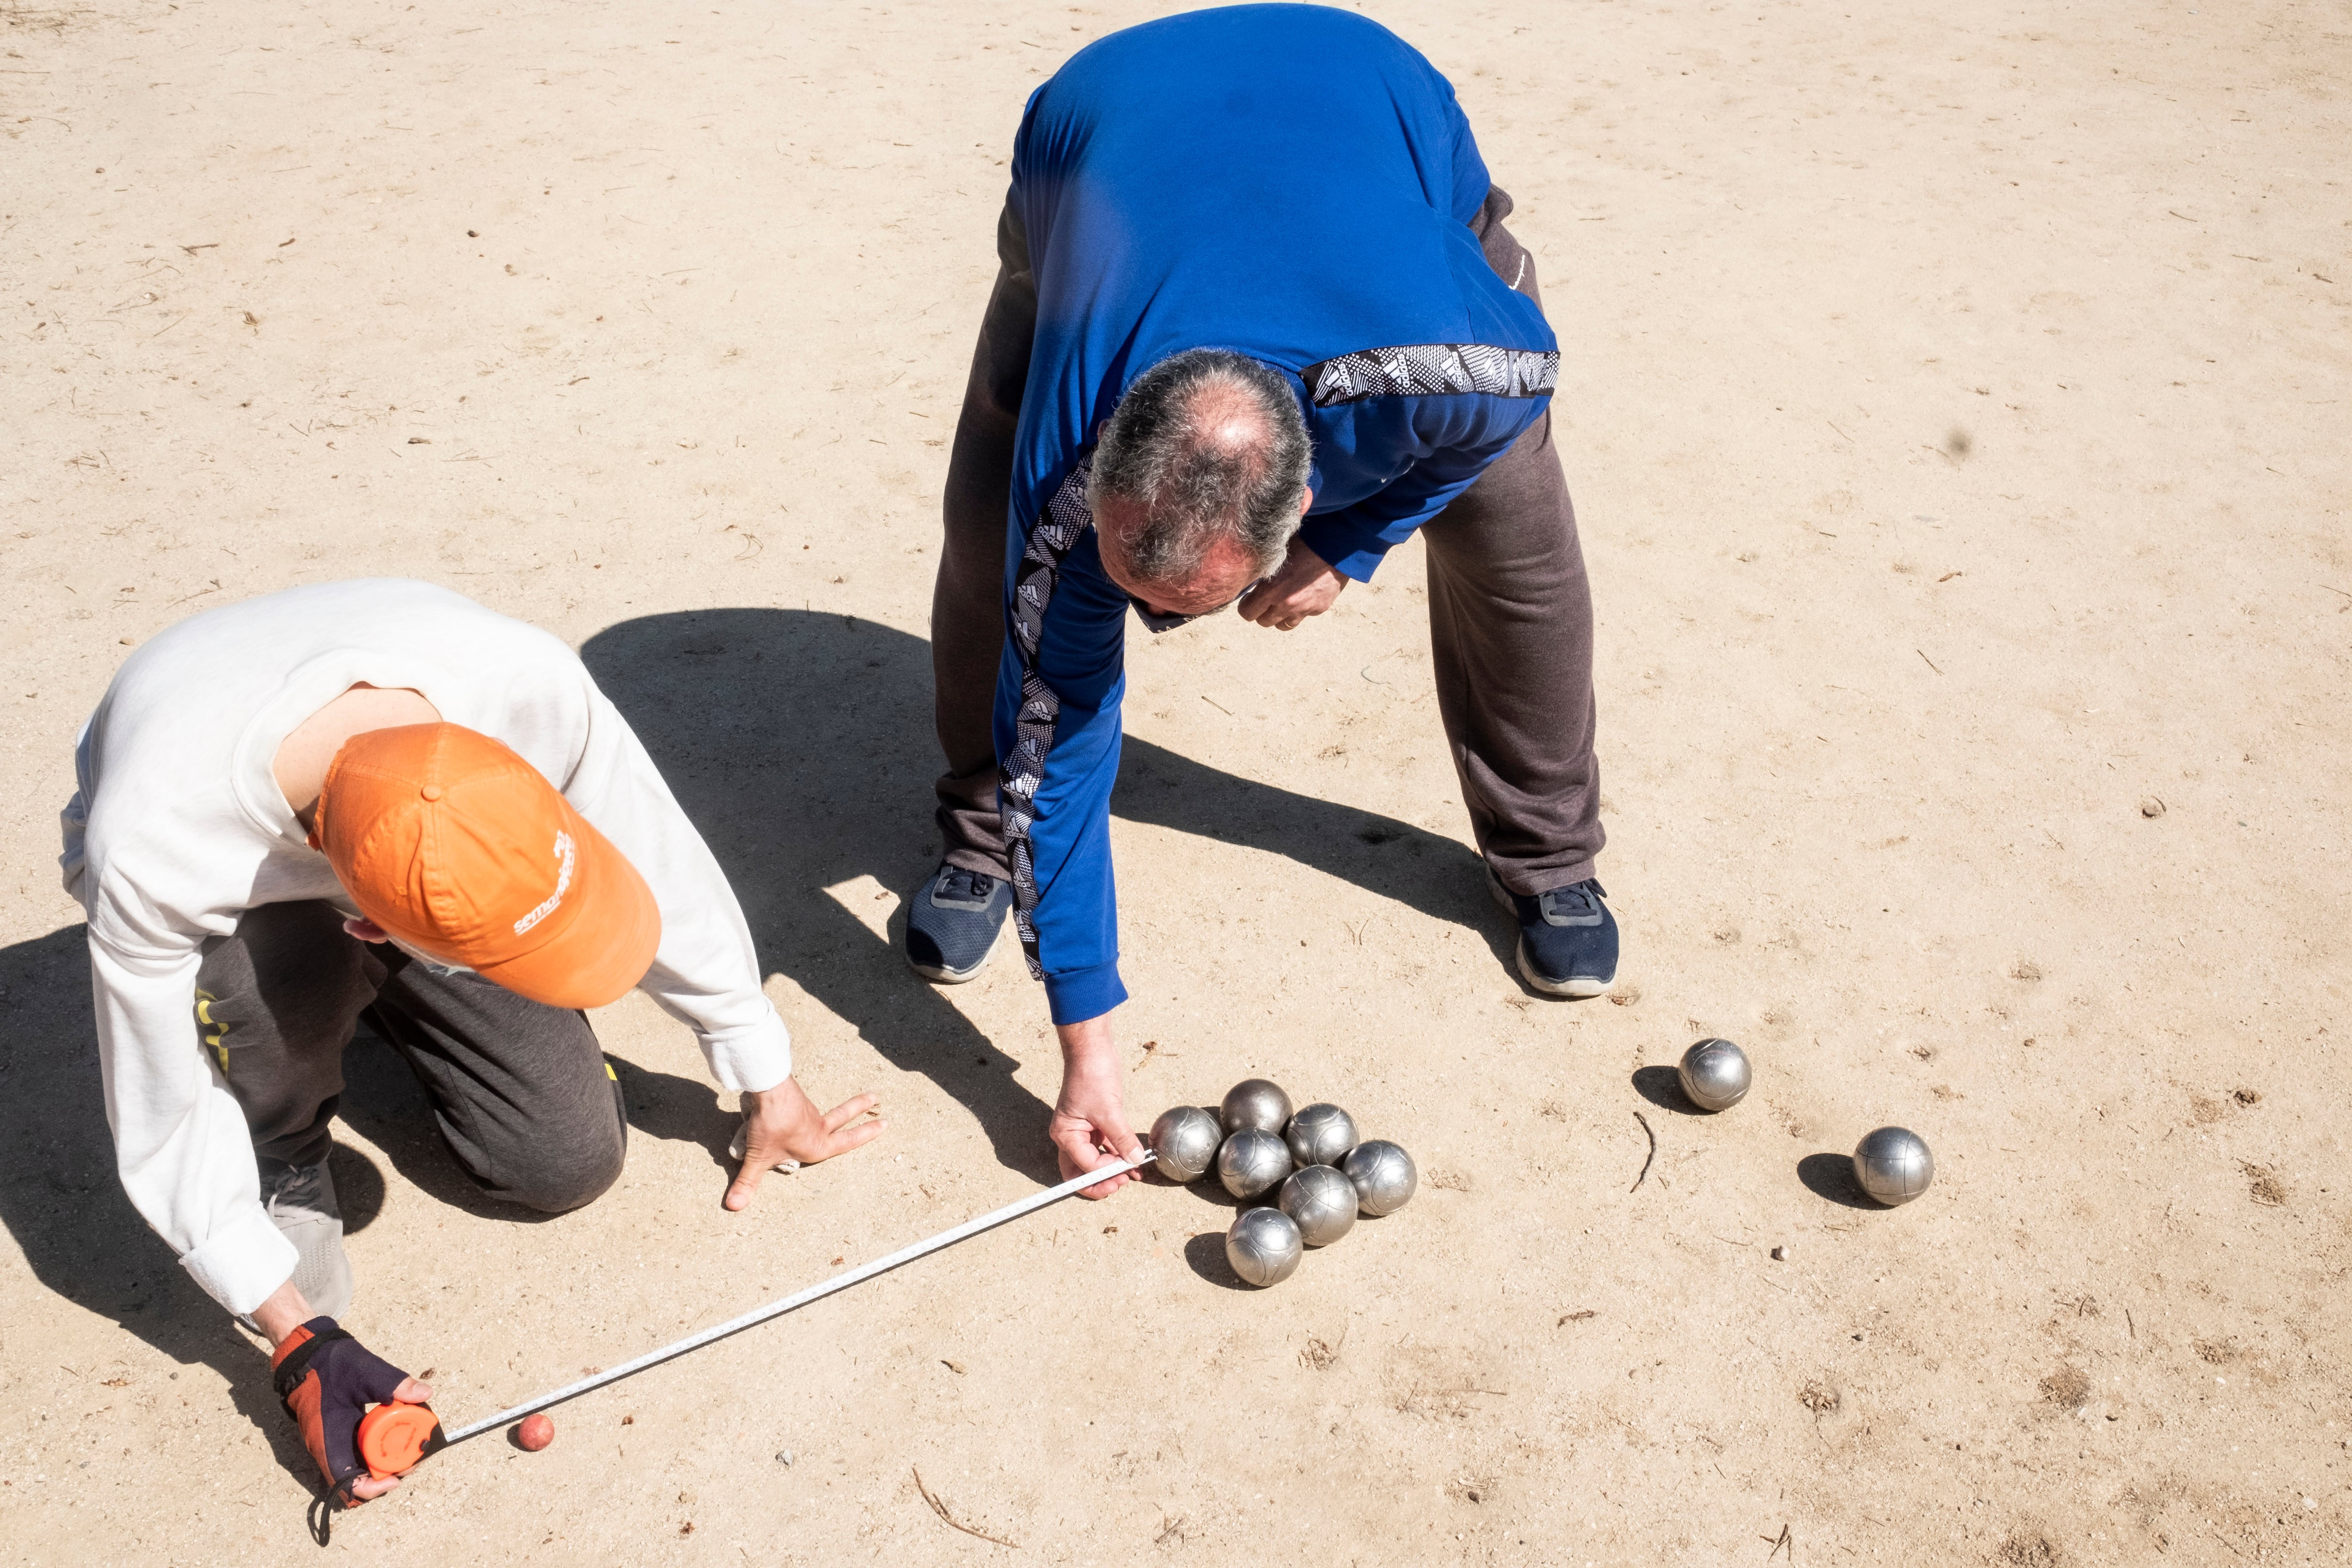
left=576, top=607, right=1513, bottom=1183
left=0, top=925, right=323, bottom=1485
left=0, top=930, right=753, bottom=1501
left=1796, top=1152, right=1883, bottom=1210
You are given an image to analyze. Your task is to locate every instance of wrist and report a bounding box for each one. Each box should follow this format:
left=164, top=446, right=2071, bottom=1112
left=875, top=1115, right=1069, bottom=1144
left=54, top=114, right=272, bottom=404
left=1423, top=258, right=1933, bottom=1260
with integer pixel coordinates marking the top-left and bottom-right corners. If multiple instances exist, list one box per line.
left=1055, top=1014, right=1119, bottom=1067
left=251, top=1279, right=314, bottom=1349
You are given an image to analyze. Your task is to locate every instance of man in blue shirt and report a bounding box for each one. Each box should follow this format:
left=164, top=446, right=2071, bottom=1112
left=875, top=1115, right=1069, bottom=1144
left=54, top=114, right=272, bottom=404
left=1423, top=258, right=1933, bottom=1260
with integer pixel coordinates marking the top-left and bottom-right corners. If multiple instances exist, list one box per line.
left=907, top=6, right=1615, bottom=1193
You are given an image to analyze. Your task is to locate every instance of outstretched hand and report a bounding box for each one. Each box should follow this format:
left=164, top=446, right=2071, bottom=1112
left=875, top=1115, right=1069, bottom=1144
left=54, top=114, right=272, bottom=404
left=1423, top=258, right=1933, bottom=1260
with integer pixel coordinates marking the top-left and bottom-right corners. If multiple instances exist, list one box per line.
left=725, top=1078, right=884, bottom=1211
left=1235, top=535, right=1347, bottom=631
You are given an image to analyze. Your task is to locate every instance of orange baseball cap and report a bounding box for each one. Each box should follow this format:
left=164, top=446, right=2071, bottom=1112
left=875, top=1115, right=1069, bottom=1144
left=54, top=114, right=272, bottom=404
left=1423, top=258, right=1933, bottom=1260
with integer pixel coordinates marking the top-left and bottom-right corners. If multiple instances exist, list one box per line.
left=312, top=724, right=660, bottom=1009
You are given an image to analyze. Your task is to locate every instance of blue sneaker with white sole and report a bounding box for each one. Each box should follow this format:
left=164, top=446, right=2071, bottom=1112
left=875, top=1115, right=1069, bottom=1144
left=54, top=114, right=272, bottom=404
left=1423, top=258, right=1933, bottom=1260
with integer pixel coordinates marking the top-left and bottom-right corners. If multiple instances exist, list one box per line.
left=906, top=862, right=1013, bottom=983
left=1488, top=870, right=1619, bottom=998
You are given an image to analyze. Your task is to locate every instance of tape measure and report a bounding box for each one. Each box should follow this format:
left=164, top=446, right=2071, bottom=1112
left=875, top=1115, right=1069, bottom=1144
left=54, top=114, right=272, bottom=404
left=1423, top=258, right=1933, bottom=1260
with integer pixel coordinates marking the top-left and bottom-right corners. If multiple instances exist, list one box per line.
left=356, top=1401, right=445, bottom=1479
left=355, top=1149, right=1153, bottom=1479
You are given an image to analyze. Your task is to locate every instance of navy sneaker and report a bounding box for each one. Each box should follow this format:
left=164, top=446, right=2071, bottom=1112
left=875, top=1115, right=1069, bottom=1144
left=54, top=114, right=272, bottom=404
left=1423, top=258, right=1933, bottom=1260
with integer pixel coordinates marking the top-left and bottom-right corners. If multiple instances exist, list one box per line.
left=906, top=862, right=1013, bottom=983
left=1488, top=871, right=1619, bottom=998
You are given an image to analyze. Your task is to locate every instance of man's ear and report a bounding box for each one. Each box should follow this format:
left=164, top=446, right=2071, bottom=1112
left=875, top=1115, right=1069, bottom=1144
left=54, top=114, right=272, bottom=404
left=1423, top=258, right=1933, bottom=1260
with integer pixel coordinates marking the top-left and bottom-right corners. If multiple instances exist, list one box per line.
left=1298, top=486, right=1314, bottom=516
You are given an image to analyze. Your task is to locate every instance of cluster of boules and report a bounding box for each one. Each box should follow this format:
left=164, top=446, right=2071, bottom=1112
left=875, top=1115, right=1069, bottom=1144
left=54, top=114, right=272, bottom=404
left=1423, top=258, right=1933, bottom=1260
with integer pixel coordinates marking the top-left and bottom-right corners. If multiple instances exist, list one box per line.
left=1150, top=1079, right=1417, bottom=1288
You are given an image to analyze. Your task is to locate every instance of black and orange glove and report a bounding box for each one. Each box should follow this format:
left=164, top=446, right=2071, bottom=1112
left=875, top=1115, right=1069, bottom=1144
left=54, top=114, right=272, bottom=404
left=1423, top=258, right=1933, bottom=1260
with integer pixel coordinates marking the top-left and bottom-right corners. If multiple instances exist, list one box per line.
left=270, top=1317, right=443, bottom=1505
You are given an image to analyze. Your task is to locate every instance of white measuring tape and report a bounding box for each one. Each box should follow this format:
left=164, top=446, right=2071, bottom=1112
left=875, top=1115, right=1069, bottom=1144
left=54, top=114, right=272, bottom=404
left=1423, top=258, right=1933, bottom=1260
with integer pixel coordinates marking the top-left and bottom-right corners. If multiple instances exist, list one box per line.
left=441, top=1146, right=1156, bottom=1445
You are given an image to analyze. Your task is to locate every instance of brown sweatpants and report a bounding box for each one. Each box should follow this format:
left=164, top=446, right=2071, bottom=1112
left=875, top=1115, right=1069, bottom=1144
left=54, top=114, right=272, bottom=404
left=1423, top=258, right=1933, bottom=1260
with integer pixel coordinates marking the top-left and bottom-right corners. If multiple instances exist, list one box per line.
left=928, top=188, right=1604, bottom=898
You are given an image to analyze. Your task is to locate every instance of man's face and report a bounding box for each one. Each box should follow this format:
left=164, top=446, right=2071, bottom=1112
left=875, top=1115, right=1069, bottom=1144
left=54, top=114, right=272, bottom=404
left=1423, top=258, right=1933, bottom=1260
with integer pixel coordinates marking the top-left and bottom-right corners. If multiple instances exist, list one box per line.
left=1092, top=489, right=1311, bottom=620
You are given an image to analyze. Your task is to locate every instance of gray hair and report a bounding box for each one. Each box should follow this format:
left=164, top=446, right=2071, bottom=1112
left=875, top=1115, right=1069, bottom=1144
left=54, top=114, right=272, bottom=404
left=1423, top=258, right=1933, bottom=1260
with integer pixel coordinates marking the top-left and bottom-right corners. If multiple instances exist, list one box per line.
left=1088, top=349, right=1311, bottom=583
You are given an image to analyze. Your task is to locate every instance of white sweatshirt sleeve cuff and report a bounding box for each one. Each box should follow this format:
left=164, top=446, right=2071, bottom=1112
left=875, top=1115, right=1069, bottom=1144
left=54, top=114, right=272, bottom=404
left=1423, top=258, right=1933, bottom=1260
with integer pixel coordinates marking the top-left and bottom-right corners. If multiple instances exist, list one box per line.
left=180, top=1206, right=299, bottom=1317
left=699, top=1005, right=793, bottom=1095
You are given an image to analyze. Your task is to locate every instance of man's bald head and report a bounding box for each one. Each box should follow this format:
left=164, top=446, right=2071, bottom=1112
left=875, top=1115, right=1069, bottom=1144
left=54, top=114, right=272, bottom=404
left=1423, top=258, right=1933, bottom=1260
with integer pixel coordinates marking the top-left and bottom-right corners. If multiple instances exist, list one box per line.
left=1088, top=349, right=1312, bottom=602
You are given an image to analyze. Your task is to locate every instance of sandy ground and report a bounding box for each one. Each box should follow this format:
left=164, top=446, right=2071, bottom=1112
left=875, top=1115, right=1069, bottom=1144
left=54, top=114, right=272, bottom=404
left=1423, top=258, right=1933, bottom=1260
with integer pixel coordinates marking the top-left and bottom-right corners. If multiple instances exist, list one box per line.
left=4, top=0, right=2350, bottom=1563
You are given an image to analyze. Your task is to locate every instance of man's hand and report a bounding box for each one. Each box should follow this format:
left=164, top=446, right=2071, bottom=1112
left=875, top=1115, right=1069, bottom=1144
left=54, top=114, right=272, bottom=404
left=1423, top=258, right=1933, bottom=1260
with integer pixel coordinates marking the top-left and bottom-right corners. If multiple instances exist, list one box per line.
left=264, top=1305, right=435, bottom=1506
left=1050, top=1015, right=1144, bottom=1198
left=1235, top=536, right=1347, bottom=631
left=724, top=1077, right=884, bottom=1211
left=257, top=1281, right=426, bottom=1505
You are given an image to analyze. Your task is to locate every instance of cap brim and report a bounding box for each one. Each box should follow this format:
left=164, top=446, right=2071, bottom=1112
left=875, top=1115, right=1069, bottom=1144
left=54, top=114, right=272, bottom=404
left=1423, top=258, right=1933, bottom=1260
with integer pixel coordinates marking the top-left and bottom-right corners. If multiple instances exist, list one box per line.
left=474, top=816, right=661, bottom=1010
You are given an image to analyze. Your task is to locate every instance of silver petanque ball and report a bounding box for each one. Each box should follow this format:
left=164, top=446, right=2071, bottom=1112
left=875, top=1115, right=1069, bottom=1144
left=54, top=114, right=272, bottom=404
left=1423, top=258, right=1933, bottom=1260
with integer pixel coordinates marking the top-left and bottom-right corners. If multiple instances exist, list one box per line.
left=1149, top=1106, right=1223, bottom=1183
left=1340, top=1139, right=1417, bottom=1217
left=1852, top=1126, right=1935, bottom=1206
left=1217, top=1127, right=1294, bottom=1202
left=1277, top=1164, right=1359, bottom=1248
left=1221, top=1078, right=1293, bottom=1136
left=1677, top=1038, right=1752, bottom=1112
left=1284, top=1102, right=1359, bottom=1168
left=1225, top=1206, right=1304, bottom=1287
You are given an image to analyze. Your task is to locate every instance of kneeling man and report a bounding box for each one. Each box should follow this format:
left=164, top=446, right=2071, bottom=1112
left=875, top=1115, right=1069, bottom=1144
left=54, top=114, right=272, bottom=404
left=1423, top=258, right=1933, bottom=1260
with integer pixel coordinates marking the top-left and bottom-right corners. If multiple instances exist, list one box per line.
left=63, top=577, right=882, bottom=1504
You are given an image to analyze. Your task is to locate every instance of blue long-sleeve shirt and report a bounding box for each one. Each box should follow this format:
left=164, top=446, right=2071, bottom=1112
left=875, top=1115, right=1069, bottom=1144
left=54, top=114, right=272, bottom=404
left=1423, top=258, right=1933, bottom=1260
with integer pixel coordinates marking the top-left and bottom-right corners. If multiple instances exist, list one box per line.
left=992, top=5, right=1560, bottom=1023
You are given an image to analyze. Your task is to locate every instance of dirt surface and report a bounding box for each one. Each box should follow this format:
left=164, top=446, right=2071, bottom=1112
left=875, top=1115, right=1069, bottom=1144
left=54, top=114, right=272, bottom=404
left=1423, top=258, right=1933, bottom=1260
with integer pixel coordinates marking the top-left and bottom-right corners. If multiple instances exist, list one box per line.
left=3, top=1, right=2348, bottom=1564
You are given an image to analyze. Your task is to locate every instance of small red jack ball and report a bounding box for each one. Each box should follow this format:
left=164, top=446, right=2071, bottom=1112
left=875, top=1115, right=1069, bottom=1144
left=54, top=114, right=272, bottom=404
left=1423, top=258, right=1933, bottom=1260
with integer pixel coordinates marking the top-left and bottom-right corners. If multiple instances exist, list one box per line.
left=516, top=1414, right=555, bottom=1451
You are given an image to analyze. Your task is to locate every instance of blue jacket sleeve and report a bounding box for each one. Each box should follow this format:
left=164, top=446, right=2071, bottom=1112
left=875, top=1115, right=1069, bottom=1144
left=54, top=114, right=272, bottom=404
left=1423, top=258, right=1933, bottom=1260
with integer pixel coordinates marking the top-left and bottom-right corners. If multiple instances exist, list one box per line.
left=1296, top=390, right=1549, bottom=581
left=993, top=510, right=1130, bottom=1025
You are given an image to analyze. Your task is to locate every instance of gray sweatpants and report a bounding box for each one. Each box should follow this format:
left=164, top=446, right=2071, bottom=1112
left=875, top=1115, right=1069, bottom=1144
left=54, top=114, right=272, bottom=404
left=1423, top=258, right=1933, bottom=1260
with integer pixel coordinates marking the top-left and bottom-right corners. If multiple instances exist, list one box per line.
left=927, top=187, right=1605, bottom=897
left=194, top=900, right=627, bottom=1213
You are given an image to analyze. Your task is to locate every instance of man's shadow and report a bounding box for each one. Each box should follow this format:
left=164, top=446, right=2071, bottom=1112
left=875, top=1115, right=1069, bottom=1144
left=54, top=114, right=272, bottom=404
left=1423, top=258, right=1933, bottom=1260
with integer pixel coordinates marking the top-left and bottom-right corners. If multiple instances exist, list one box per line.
left=0, top=924, right=324, bottom=1483
left=578, top=607, right=1504, bottom=1181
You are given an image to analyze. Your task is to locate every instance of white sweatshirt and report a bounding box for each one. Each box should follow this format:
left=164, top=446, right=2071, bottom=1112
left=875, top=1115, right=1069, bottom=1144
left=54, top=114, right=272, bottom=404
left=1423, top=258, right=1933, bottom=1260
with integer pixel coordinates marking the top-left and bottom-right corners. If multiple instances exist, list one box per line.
left=59, top=579, right=794, bottom=1316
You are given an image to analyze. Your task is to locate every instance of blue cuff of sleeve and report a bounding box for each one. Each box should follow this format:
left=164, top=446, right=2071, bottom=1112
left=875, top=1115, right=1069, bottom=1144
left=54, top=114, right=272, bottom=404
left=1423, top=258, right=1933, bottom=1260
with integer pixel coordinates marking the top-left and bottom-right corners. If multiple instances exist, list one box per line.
left=1042, top=960, right=1128, bottom=1026
left=1296, top=517, right=1398, bottom=584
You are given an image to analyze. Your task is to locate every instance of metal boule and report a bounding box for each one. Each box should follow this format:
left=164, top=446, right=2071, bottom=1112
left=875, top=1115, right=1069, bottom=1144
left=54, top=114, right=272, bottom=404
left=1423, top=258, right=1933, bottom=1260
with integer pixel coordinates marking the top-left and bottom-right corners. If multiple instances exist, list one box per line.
left=1149, top=1105, right=1222, bottom=1183
left=1852, top=1126, right=1934, bottom=1206
left=1283, top=1102, right=1359, bottom=1167
left=1221, top=1078, right=1293, bottom=1136
left=1216, top=1127, right=1293, bottom=1202
left=1277, top=1164, right=1359, bottom=1247
left=1340, top=1139, right=1417, bottom=1216
left=1225, top=1206, right=1303, bottom=1287
left=1677, top=1037, right=1752, bottom=1112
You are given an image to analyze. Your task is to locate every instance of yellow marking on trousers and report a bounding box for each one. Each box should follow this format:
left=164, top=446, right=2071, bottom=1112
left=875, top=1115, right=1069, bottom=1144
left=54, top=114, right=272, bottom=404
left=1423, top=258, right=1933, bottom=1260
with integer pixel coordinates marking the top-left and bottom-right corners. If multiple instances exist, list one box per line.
left=195, top=989, right=230, bottom=1073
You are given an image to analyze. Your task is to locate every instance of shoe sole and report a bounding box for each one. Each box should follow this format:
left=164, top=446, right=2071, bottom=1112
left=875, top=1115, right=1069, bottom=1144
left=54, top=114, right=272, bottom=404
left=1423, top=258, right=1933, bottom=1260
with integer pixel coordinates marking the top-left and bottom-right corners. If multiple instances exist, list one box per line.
left=1516, top=938, right=1611, bottom=999
left=1488, top=874, right=1613, bottom=999
left=906, top=920, right=1001, bottom=985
